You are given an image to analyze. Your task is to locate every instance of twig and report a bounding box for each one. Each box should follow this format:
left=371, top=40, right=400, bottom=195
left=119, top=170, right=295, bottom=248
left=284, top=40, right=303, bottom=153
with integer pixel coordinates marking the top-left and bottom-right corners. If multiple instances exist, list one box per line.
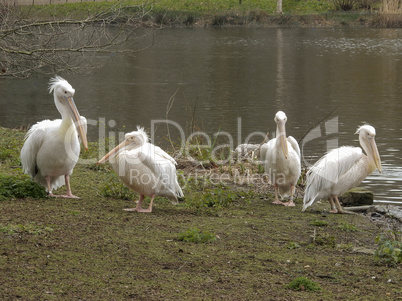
left=165, top=85, right=181, bottom=151
left=247, top=131, right=270, bottom=158
left=298, top=106, right=339, bottom=144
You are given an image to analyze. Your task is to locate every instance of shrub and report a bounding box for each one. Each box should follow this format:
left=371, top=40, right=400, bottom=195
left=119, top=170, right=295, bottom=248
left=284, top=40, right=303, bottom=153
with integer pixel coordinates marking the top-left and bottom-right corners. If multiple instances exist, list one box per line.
left=332, top=0, right=355, bottom=10
left=375, top=234, right=402, bottom=266
left=0, top=175, right=47, bottom=201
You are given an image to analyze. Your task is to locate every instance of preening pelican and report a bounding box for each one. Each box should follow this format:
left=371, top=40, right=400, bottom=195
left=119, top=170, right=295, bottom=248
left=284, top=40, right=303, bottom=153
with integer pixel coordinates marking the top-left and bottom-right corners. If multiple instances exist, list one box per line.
left=261, top=111, right=301, bottom=206
left=97, top=127, right=184, bottom=213
left=235, top=132, right=270, bottom=161
left=20, top=76, right=88, bottom=198
left=302, top=125, right=382, bottom=214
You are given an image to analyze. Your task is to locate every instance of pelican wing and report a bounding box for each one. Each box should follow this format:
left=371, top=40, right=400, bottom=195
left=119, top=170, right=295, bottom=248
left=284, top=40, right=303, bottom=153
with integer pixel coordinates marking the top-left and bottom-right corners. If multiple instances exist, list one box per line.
left=287, top=136, right=301, bottom=159
left=140, top=143, right=183, bottom=198
left=303, top=146, right=362, bottom=210
left=20, top=119, right=61, bottom=178
left=149, top=144, right=178, bottom=166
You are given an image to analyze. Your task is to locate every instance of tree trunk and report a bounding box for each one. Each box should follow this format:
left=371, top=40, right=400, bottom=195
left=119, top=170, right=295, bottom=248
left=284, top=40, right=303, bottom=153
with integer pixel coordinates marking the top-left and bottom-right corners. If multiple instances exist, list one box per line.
left=277, top=0, right=283, bottom=13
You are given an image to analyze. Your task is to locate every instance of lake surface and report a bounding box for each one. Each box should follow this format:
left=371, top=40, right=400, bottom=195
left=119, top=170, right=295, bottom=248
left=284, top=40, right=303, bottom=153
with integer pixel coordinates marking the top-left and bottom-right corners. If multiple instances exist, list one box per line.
left=0, top=27, right=401, bottom=205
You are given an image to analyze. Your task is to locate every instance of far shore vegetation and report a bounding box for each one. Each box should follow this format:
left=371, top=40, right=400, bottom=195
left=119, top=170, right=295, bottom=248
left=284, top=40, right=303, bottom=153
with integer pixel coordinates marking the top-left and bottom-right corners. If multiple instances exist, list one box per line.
left=2, top=0, right=400, bottom=77
left=9, top=0, right=402, bottom=27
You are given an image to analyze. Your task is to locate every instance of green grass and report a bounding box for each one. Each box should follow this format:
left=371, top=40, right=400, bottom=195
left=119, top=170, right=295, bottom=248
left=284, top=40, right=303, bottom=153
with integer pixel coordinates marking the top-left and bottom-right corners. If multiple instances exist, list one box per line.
left=287, top=276, right=322, bottom=292
left=30, top=0, right=334, bottom=15
left=338, top=222, right=359, bottom=232
left=178, top=227, right=217, bottom=243
left=310, top=219, right=329, bottom=227
left=13, top=0, right=390, bottom=28
left=0, top=126, right=401, bottom=300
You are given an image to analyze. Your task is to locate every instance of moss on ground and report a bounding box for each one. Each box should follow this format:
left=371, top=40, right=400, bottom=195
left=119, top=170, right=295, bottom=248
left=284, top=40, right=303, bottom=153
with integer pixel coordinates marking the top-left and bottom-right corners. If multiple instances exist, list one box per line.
left=0, top=127, right=401, bottom=300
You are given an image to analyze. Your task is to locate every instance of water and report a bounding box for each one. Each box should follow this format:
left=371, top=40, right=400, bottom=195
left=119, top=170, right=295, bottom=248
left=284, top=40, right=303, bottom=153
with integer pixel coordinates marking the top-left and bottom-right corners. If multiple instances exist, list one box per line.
left=1, top=27, right=401, bottom=205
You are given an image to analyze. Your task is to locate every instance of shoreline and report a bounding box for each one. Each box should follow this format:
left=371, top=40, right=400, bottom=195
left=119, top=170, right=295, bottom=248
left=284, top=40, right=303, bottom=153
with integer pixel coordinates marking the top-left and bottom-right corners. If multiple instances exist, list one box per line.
left=9, top=1, right=402, bottom=28
left=124, top=11, right=402, bottom=28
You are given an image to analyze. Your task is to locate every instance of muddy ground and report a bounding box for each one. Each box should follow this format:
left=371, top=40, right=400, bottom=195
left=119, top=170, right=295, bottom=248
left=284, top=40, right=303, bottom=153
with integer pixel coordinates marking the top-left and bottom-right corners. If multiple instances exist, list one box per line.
left=0, top=127, right=401, bottom=300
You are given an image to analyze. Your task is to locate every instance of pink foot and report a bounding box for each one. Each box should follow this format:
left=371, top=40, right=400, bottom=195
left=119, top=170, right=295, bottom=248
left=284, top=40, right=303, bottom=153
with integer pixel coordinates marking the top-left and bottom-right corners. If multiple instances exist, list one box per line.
left=49, top=193, right=79, bottom=199
left=272, top=200, right=284, bottom=205
left=48, top=193, right=79, bottom=199
left=330, top=209, right=353, bottom=214
left=283, top=200, right=295, bottom=207
left=123, top=208, right=137, bottom=212
left=123, top=208, right=152, bottom=213
left=62, top=194, right=80, bottom=199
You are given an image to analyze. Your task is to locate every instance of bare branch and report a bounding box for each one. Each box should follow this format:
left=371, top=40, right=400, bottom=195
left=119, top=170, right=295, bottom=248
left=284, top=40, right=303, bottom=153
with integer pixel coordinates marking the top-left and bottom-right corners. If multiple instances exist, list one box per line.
left=298, top=106, right=339, bottom=144
left=0, top=2, right=156, bottom=78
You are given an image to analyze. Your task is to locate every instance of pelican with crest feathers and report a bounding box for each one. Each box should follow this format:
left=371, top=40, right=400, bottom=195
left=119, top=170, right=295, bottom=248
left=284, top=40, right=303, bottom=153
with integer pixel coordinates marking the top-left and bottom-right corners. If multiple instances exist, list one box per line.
left=97, top=127, right=184, bottom=213
left=20, top=76, right=88, bottom=198
left=261, top=111, right=301, bottom=207
left=302, top=125, right=382, bottom=214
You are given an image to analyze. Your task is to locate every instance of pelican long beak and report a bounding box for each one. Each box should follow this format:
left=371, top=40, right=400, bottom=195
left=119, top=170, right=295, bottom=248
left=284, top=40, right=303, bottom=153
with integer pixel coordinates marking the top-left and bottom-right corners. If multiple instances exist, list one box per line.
left=278, top=122, right=288, bottom=159
left=66, top=96, right=88, bottom=151
left=97, top=140, right=128, bottom=164
left=369, top=138, right=382, bottom=173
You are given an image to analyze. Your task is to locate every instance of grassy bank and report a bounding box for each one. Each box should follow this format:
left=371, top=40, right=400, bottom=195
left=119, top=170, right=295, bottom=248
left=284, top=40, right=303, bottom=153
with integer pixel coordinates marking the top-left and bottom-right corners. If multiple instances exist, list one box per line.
left=14, top=0, right=402, bottom=27
left=0, top=126, right=401, bottom=300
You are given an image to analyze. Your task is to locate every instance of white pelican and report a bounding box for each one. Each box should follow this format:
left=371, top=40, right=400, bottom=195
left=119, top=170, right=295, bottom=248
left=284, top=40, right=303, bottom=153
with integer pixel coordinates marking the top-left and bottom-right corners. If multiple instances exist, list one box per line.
left=20, top=76, right=88, bottom=198
left=302, top=125, right=382, bottom=214
left=97, top=127, right=184, bottom=213
left=261, top=111, right=301, bottom=206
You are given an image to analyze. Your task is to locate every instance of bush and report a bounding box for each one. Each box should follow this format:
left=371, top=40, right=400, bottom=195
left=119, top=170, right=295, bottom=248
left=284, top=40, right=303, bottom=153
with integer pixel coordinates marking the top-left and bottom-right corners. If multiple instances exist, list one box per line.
left=355, top=0, right=380, bottom=9
left=332, top=0, right=355, bottom=10
left=375, top=234, right=402, bottom=266
left=0, top=175, right=47, bottom=201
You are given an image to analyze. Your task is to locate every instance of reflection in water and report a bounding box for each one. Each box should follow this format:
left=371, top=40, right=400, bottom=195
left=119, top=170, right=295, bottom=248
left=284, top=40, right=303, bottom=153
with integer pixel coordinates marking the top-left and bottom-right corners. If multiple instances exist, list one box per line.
left=0, top=28, right=401, bottom=204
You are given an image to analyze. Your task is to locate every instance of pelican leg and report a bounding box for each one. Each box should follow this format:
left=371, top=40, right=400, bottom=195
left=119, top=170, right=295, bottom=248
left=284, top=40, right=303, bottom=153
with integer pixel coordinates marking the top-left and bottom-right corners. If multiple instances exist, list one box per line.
left=333, top=196, right=353, bottom=214
left=272, top=184, right=284, bottom=205
left=124, top=194, right=145, bottom=212
left=46, top=176, right=56, bottom=198
left=62, top=175, right=79, bottom=198
left=46, top=175, right=79, bottom=198
left=328, top=197, right=338, bottom=213
left=124, top=194, right=155, bottom=213
left=144, top=194, right=155, bottom=213
left=283, top=184, right=296, bottom=207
